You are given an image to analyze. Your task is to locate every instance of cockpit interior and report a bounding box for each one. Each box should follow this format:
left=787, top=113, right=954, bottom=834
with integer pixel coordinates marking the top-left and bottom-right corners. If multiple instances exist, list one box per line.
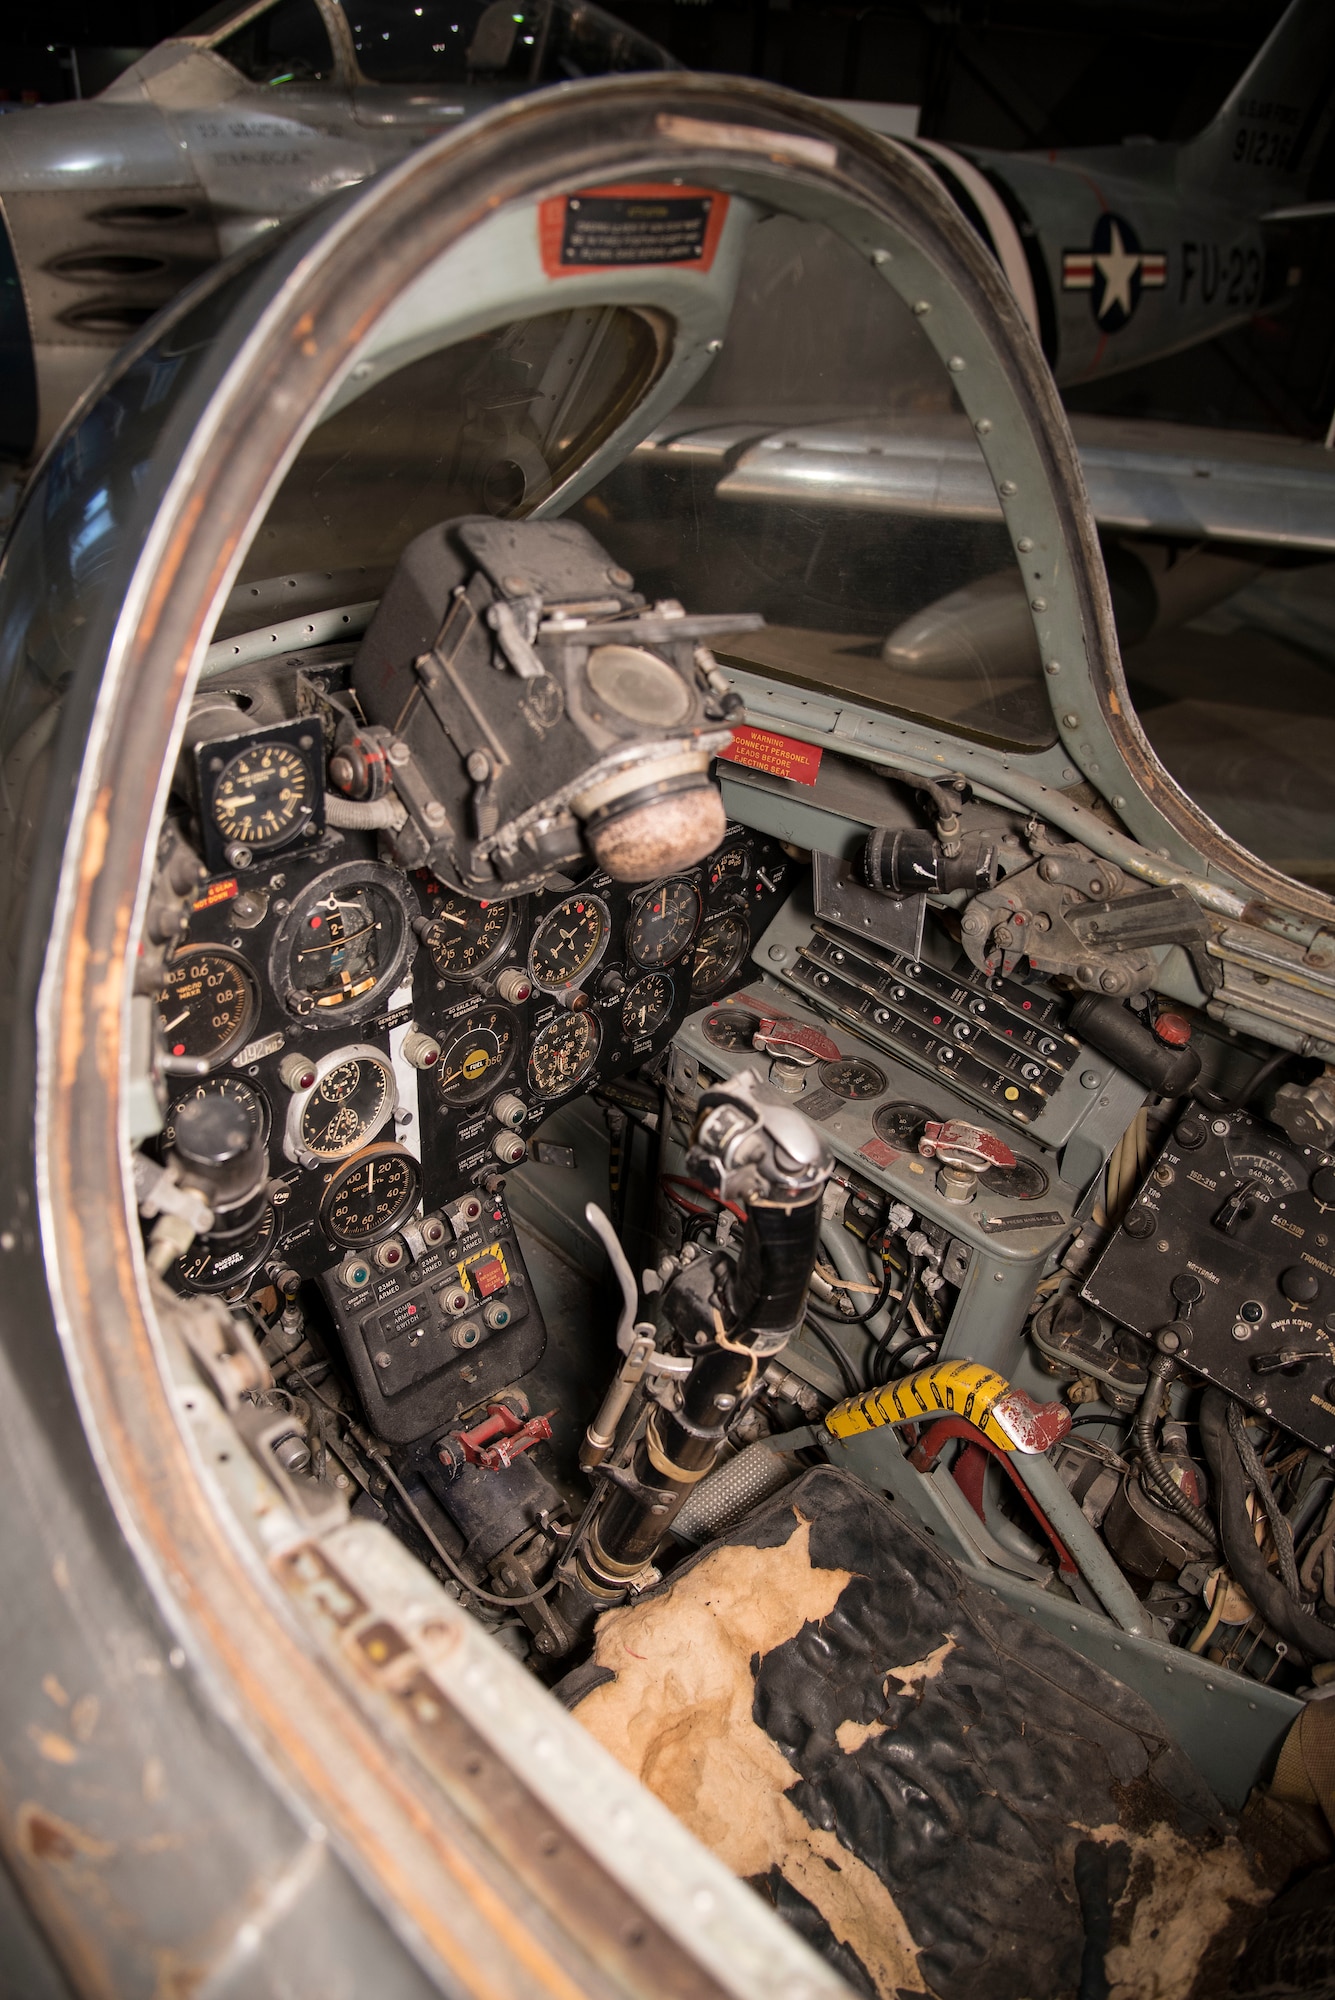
left=8, top=82, right=1335, bottom=2000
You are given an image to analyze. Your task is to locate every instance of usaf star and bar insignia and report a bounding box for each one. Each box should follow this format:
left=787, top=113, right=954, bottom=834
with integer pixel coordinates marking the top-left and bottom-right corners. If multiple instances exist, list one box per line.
left=1062, top=212, right=1166, bottom=331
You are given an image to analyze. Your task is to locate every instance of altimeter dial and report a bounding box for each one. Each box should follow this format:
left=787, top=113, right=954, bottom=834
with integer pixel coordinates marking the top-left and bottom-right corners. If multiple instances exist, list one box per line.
left=622, top=973, right=673, bottom=1038
left=528, top=1011, right=601, bottom=1097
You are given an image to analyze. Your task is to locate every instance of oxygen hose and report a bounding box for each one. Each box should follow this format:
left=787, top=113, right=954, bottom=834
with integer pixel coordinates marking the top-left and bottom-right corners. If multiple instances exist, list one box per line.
left=1198, top=1389, right=1335, bottom=1663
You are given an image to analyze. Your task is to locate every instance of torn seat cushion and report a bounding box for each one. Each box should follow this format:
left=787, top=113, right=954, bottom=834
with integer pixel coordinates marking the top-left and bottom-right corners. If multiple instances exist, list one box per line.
left=566, top=1466, right=1268, bottom=2000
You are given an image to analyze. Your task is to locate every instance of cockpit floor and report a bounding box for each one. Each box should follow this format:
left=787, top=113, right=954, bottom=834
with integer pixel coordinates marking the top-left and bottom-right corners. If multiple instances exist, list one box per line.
left=565, top=1467, right=1275, bottom=2000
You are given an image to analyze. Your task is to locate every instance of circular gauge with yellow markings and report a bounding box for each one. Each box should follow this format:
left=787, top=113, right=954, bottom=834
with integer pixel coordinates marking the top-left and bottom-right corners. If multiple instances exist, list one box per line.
left=437, top=1004, right=519, bottom=1108
left=212, top=739, right=313, bottom=851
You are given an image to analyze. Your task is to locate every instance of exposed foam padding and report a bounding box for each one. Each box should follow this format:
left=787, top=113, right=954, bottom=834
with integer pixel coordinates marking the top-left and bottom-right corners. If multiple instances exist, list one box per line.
left=568, top=1467, right=1270, bottom=2000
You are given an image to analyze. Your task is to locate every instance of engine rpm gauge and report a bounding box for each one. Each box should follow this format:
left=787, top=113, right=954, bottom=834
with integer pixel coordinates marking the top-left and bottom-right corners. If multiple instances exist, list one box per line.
left=622, top=973, right=673, bottom=1038
left=627, top=879, right=701, bottom=969
left=529, top=1011, right=601, bottom=1097
left=690, top=910, right=749, bottom=1000
left=528, top=895, right=610, bottom=992
left=157, top=945, right=261, bottom=1073
left=285, top=1046, right=398, bottom=1164
left=423, top=893, right=515, bottom=982
left=437, top=1005, right=519, bottom=1107
left=320, top=1143, right=422, bottom=1247
left=819, top=1058, right=888, bottom=1101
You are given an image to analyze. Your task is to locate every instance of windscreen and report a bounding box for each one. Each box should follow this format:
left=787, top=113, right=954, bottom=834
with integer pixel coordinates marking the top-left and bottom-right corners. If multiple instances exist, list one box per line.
left=239, top=304, right=664, bottom=583
left=571, top=215, right=1057, bottom=752
left=347, top=0, right=675, bottom=86
left=1119, top=561, right=1335, bottom=895
left=212, top=0, right=335, bottom=83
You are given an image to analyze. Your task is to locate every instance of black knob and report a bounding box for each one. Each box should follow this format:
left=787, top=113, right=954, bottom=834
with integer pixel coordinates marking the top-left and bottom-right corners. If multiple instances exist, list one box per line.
left=1175, top=1116, right=1206, bottom=1151
left=1311, top=1164, right=1335, bottom=1211
left=1170, top=1272, right=1204, bottom=1306
left=1122, top=1206, right=1155, bottom=1239
left=1280, top=1266, right=1320, bottom=1305
left=173, top=1094, right=254, bottom=1171
left=169, top=1095, right=265, bottom=1212
left=599, top=969, right=626, bottom=997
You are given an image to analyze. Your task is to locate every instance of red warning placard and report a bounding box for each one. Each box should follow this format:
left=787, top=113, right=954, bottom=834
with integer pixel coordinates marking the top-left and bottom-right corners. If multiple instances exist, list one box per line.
left=717, top=725, right=823, bottom=786
left=538, top=184, right=729, bottom=276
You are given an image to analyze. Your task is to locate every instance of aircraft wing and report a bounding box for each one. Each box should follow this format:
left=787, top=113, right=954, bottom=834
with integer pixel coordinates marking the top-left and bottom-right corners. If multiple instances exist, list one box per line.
left=634, top=410, right=1335, bottom=552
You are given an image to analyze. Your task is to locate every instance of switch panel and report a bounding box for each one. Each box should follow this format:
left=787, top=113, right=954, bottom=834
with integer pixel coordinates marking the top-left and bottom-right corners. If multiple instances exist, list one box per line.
left=1084, top=1107, right=1335, bottom=1452
left=319, top=1189, right=544, bottom=1443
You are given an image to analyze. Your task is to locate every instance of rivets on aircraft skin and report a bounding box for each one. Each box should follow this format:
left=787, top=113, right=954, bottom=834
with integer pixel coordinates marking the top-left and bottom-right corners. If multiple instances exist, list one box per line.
left=1062, top=713, right=1080, bottom=728
left=948, top=354, right=966, bottom=372
left=1045, top=660, right=1061, bottom=675
left=1031, top=597, right=1047, bottom=612
left=912, top=299, right=932, bottom=315
left=999, top=479, right=1017, bottom=496
left=975, top=418, right=992, bottom=434
left=871, top=248, right=891, bottom=265
left=1016, top=536, right=1033, bottom=552
left=706, top=338, right=723, bottom=354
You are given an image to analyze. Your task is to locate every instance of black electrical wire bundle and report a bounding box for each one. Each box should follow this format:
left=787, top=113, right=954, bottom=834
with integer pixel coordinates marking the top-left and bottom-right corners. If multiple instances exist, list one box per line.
left=868, top=1254, right=923, bottom=1385
left=1199, top=1388, right=1335, bottom=1664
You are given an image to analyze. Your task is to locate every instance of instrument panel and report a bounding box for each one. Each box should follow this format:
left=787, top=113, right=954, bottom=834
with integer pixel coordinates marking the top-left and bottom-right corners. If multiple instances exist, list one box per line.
left=156, top=721, right=793, bottom=1311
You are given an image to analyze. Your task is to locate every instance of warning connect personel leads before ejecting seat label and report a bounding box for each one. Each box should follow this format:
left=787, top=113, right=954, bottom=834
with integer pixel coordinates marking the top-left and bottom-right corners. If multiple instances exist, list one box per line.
left=538, top=185, right=729, bottom=275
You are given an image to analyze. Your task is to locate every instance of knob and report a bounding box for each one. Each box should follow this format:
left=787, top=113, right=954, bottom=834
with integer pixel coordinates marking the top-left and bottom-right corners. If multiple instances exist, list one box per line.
left=1311, top=1164, right=1335, bottom=1211
left=483, top=1300, right=513, bottom=1331
left=599, top=969, right=626, bottom=997
left=169, top=1093, right=266, bottom=1211
left=491, top=1092, right=527, bottom=1130
left=495, top=968, right=533, bottom=1004
left=451, top=1321, right=482, bottom=1350
left=492, top=1131, right=526, bottom=1166
left=1280, top=1266, right=1320, bottom=1305
left=401, top=1030, right=441, bottom=1071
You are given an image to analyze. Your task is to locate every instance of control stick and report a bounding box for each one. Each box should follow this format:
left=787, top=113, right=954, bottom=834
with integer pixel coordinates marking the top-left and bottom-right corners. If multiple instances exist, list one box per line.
left=562, top=1070, right=833, bottom=1616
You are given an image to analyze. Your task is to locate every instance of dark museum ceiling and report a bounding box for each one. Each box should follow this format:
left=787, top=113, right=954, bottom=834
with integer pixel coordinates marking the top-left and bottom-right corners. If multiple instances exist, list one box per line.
left=2, top=2, right=1332, bottom=432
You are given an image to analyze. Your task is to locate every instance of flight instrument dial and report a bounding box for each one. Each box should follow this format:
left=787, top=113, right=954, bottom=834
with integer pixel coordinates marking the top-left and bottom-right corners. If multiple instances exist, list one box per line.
left=529, top=1011, right=602, bottom=1097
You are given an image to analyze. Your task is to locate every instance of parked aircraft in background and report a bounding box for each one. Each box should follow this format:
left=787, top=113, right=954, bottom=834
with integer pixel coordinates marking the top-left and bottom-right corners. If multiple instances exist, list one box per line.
left=889, top=0, right=1335, bottom=390
left=2, top=0, right=1333, bottom=464
left=0, top=0, right=677, bottom=460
